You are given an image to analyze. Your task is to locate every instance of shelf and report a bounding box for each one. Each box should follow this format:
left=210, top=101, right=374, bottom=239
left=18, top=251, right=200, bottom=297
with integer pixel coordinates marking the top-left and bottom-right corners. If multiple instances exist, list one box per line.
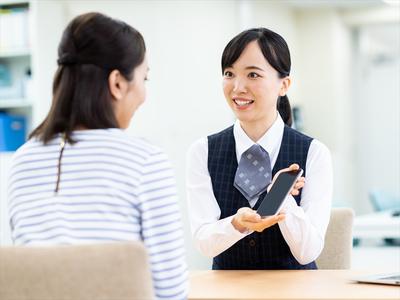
left=0, top=48, right=30, bottom=58
left=0, top=98, right=32, bottom=108
left=0, top=0, right=29, bottom=6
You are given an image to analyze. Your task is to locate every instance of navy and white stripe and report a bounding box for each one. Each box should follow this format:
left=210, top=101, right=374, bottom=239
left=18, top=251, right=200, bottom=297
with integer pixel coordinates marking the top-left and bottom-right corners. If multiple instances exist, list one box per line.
left=7, top=128, right=188, bottom=299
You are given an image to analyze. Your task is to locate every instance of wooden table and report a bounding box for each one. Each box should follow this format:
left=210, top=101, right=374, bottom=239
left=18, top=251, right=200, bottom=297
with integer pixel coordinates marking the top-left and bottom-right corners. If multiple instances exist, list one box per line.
left=189, top=270, right=400, bottom=300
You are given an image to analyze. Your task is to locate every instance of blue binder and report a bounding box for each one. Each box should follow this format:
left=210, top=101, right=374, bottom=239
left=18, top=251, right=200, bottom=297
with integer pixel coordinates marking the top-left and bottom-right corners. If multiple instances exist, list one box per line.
left=0, top=113, right=26, bottom=151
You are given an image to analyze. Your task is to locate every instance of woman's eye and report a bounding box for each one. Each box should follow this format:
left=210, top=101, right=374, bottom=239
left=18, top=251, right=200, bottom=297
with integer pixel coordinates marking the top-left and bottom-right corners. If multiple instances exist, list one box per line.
left=248, top=72, right=260, bottom=78
left=224, top=71, right=233, bottom=77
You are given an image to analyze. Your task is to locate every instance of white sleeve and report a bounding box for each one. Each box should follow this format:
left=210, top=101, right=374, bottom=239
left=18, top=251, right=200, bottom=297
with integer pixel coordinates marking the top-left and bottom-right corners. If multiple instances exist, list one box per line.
left=278, top=139, right=333, bottom=265
left=186, top=138, right=250, bottom=258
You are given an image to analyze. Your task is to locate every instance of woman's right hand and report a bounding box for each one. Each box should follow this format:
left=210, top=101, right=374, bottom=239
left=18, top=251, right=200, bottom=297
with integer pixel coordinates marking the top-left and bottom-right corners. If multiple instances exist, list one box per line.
left=231, top=207, right=285, bottom=233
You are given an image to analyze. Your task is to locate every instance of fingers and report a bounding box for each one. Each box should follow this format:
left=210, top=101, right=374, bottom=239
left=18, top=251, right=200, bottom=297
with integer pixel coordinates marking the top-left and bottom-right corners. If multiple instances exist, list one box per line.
left=271, top=164, right=300, bottom=186
left=237, top=207, right=260, bottom=221
left=242, top=211, right=261, bottom=222
left=291, top=176, right=305, bottom=196
left=297, top=176, right=305, bottom=183
left=246, top=214, right=285, bottom=232
left=234, top=209, right=287, bottom=233
left=233, top=208, right=261, bottom=232
left=279, top=164, right=299, bottom=175
left=276, top=213, right=285, bottom=222
left=293, top=179, right=305, bottom=190
left=245, top=214, right=285, bottom=231
left=287, top=163, right=299, bottom=171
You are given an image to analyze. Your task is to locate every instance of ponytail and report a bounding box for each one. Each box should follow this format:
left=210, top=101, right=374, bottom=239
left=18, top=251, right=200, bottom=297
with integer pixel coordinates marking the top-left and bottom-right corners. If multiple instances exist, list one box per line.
left=277, top=95, right=292, bottom=127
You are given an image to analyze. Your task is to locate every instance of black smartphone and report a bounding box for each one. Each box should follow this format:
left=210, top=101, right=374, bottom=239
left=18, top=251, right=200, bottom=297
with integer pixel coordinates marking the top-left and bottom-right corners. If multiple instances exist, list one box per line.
left=257, top=169, right=303, bottom=217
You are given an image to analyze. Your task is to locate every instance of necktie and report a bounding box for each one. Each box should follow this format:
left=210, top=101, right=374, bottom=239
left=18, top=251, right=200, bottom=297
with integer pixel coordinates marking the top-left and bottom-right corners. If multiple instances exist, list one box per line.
left=234, top=144, right=272, bottom=201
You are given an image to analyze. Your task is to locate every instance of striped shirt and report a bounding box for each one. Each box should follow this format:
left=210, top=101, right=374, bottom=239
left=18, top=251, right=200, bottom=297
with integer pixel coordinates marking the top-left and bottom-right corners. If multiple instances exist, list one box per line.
left=7, top=128, right=188, bottom=300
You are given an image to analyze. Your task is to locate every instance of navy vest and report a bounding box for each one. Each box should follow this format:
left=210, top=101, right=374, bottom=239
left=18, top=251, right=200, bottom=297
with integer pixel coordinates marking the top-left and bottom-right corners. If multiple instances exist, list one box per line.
left=207, top=125, right=317, bottom=270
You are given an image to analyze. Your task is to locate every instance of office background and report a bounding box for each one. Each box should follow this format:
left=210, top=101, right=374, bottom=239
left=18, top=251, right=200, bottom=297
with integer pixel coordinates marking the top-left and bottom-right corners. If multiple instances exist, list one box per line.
left=0, top=0, right=399, bottom=270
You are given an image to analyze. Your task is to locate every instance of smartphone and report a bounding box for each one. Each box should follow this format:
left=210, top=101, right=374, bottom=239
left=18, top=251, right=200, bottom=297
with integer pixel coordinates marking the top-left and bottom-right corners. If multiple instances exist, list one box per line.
left=257, top=168, right=303, bottom=217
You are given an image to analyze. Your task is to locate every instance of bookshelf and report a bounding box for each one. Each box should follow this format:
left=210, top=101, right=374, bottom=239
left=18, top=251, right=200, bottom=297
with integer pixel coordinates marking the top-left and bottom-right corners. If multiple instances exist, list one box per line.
left=0, top=0, right=32, bottom=245
left=0, top=0, right=32, bottom=146
left=0, top=0, right=65, bottom=245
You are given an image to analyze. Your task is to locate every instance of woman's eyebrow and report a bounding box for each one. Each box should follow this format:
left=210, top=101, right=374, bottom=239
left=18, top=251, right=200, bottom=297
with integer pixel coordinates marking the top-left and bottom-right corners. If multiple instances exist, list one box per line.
left=245, top=65, right=265, bottom=71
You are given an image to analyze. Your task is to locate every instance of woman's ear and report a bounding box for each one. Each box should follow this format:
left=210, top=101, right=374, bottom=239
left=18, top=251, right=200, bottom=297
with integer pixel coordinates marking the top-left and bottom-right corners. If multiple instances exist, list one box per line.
left=279, top=77, right=291, bottom=96
left=108, top=69, right=127, bottom=101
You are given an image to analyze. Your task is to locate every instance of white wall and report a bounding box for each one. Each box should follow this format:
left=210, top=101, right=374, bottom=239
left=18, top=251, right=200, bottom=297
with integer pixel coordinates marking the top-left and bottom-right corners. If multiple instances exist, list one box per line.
left=30, top=0, right=67, bottom=127
left=294, top=8, right=355, bottom=209
left=353, top=24, right=400, bottom=213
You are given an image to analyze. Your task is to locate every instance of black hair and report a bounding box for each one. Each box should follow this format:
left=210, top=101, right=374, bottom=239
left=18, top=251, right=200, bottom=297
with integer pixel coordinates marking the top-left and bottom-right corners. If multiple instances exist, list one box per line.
left=221, top=27, right=292, bottom=126
left=30, top=12, right=146, bottom=144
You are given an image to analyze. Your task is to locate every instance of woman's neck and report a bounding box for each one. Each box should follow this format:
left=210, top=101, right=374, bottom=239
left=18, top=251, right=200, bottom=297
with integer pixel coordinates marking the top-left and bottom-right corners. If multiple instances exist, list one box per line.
left=240, top=112, right=278, bottom=142
left=73, top=125, right=88, bottom=131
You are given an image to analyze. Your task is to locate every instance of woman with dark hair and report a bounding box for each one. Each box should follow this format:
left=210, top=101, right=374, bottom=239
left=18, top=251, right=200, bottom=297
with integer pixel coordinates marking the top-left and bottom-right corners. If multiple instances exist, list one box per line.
left=8, top=12, right=187, bottom=299
left=187, top=28, right=332, bottom=270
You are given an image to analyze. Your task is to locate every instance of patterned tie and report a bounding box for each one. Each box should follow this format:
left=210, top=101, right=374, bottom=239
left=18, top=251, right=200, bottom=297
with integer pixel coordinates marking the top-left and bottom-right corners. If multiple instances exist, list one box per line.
left=234, top=144, right=272, bottom=201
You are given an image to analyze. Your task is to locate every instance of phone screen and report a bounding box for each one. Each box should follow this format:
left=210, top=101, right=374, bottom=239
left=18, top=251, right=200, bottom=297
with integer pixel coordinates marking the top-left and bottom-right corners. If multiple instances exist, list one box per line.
left=257, top=169, right=303, bottom=217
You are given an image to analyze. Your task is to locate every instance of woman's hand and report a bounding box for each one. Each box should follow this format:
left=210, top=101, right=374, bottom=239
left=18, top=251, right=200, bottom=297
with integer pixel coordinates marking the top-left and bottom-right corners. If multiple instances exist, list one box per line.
left=267, top=163, right=305, bottom=196
left=232, top=207, right=285, bottom=233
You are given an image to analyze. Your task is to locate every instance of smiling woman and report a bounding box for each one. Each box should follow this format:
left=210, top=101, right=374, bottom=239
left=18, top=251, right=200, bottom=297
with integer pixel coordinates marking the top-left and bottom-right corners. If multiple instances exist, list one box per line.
left=186, top=28, right=333, bottom=270
left=222, top=30, right=292, bottom=136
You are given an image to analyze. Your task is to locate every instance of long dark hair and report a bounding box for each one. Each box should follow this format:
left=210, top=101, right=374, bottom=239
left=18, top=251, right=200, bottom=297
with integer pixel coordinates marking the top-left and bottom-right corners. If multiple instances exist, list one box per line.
left=30, top=12, right=146, bottom=144
left=221, top=28, right=292, bottom=126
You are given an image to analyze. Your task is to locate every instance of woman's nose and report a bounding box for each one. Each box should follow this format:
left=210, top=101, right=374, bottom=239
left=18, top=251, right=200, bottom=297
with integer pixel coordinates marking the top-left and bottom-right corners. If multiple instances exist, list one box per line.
left=233, top=78, right=247, bottom=94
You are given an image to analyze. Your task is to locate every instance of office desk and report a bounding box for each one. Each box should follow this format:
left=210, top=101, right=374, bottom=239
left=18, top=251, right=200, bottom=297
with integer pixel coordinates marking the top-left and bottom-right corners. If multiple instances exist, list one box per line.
left=353, top=211, right=400, bottom=240
left=189, top=270, right=400, bottom=300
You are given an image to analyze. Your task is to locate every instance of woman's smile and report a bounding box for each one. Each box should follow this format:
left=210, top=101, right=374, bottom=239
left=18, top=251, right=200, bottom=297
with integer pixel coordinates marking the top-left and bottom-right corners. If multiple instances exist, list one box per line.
left=233, top=97, right=255, bottom=110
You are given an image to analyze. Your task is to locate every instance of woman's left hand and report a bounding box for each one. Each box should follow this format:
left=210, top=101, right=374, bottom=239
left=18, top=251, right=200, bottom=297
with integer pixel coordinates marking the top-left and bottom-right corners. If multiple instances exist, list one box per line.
left=267, top=163, right=305, bottom=196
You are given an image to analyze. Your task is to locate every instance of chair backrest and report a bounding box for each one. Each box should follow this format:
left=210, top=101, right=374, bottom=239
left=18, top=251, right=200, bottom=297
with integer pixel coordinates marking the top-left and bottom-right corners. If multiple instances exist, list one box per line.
left=316, top=207, right=354, bottom=269
left=369, top=189, right=400, bottom=211
left=0, top=242, right=154, bottom=300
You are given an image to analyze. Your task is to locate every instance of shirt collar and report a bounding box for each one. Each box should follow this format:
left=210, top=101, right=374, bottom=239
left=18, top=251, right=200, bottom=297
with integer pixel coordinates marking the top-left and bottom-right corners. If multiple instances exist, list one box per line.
left=233, top=112, right=285, bottom=162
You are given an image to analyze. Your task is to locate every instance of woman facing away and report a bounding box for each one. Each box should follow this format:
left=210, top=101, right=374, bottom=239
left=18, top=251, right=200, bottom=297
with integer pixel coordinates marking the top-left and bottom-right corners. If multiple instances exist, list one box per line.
left=7, top=12, right=187, bottom=299
left=186, top=28, right=333, bottom=270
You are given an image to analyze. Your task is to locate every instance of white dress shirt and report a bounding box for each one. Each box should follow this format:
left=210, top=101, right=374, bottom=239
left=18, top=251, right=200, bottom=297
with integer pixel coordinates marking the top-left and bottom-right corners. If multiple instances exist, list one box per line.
left=186, top=114, right=332, bottom=265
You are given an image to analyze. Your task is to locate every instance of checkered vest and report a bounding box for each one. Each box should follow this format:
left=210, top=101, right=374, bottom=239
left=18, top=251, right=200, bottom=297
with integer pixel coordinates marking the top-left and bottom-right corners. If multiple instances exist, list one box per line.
left=207, top=125, right=317, bottom=270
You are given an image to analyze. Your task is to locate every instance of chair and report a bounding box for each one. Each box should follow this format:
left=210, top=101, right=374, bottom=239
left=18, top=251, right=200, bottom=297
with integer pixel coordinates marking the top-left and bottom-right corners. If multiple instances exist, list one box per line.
left=368, top=189, right=400, bottom=245
left=369, top=189, right=400, bottom=211
left=0, top=242, right=154, bottom=300
left=316, top=207, right=354, bottom=269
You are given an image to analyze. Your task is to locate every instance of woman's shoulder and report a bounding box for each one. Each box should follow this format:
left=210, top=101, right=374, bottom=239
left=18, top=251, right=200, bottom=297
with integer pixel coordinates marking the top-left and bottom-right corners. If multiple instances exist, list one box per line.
left=187, top=136, right=208, bottom=157
left=309, top=138, right=331, bottom=155
left=285, top=127, right=331, bottom=158
left=207, top=125, right=234, bottom=140
left=187, top=125, right=235, bottom=159
left=12, top=129, right=166, bottom=165
left=11, top=137, right=55, bottom=161
left=285, top=126, right=313, bottom=142
left=72, top=129, right=165, bottom=157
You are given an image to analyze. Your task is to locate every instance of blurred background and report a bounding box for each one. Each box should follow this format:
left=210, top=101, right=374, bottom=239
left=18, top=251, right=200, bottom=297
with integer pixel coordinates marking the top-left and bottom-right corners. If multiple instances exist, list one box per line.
left=0, top=0, right=399, bottom=271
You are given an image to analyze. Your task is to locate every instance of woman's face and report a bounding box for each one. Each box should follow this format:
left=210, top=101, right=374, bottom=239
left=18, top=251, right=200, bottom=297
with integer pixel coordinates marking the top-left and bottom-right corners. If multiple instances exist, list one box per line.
left=223, top=41, right=288, bottom=125
left=117, top=56, right=148, bottom=128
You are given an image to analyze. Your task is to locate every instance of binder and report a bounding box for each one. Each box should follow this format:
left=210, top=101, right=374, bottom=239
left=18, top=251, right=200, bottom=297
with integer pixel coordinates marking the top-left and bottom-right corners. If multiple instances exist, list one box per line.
left=0, top=113, right=26, bottom=151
